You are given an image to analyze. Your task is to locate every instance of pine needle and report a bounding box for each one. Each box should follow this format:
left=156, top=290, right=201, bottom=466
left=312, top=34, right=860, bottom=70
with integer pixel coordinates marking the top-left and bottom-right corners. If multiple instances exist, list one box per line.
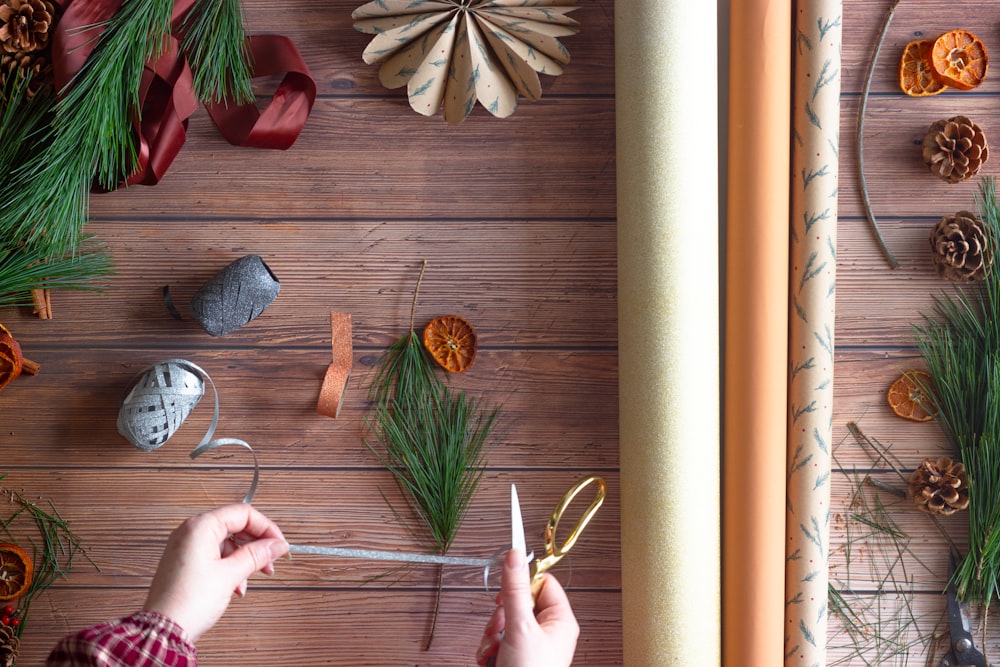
left=0, top=479, right=96, bottom=640
left=180, top=0, right=254, bottom=105
left=0, top=238, right=113, bottom=307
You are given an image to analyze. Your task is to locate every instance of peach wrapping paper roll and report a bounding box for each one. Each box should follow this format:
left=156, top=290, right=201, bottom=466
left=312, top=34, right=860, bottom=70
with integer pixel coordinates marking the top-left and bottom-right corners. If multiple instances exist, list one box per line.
left=784, top=4, right=841, bottom=666
left=615, top=1, right=720, bottom=664
left=723, top=0, right=791, bottom=665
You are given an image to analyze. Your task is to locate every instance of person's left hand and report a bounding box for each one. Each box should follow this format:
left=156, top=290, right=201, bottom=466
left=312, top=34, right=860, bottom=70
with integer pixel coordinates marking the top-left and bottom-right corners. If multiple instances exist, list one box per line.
left=143, top=504, right=289, bottom=641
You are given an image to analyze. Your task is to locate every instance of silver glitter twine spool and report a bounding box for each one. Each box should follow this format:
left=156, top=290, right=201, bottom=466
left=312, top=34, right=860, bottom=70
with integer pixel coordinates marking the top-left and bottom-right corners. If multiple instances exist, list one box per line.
left=191, top=255, right=280, bottom=337
left=117, top=359, right=260, bottom=503
left=117, top=360, right=205, bottom=452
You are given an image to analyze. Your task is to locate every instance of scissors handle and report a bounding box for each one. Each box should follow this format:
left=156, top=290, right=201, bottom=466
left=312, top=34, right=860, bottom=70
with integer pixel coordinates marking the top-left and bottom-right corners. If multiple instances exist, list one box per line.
left=529, top=475, right=606, bottom=598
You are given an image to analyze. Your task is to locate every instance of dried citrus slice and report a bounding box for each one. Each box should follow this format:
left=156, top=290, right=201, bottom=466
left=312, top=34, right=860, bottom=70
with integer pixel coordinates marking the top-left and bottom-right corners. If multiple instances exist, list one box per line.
left=0, top=543, right=32, bottom=601
left=929, top=29, right=988, bottom=91
left=899, top=39, right=947, bottom=96
left=423, top=315, right=477, bottom=373
left=887, top=370, right=934, bottom=422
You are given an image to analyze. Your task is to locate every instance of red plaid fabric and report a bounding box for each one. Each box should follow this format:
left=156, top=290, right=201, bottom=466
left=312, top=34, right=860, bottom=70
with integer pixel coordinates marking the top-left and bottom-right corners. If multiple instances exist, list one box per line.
left=46, top=611, right=197, bottom=667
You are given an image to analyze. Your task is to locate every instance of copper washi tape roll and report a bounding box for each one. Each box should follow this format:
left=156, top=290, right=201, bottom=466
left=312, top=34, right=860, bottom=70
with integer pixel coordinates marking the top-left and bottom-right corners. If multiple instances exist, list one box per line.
left=117, top=358, right=260, bottom=503
left=317, top=312, right=352, bottom=418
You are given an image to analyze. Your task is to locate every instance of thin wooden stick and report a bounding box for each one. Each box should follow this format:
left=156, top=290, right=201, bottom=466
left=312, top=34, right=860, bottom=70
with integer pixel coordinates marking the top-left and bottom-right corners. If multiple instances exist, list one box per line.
left=857, top=0, right=903, bottom=269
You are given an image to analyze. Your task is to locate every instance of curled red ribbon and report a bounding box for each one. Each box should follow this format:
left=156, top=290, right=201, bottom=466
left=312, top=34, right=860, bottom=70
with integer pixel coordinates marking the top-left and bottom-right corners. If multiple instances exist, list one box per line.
left=51, top=0, right=315, bottom=188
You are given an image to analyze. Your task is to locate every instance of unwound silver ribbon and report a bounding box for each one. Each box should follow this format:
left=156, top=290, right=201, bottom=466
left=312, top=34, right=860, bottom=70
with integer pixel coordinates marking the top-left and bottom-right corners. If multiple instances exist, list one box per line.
left=118, top=359, right=259, bottom=503
left=287, top=544, right=528, bottom=591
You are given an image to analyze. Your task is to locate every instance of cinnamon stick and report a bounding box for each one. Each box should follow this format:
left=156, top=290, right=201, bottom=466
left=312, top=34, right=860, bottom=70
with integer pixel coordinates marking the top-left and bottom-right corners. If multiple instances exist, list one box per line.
left=20, top=357, right=40, bottom=375
left=30, top=288, right=51, bottom=319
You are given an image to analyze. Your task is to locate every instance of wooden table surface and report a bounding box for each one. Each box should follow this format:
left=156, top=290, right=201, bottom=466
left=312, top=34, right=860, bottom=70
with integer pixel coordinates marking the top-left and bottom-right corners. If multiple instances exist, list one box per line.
left=1, top=0, right=620, bottom=664
left=831, top=0, right=1000, bottom=664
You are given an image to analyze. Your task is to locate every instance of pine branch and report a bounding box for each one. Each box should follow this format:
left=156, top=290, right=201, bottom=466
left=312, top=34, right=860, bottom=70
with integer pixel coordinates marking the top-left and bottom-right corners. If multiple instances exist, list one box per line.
left=180, top=0, right=254, bottom=104
left=0, top=238, right=113, bottom=308
left=0, top=0, right=174, bottom=252
left=913, top=176, right=1000, bottom=605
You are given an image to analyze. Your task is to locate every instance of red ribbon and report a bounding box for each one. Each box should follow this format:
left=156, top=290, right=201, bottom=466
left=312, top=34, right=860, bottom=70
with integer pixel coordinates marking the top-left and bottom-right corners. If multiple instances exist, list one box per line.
left=50, top=0, right=315, bottom=189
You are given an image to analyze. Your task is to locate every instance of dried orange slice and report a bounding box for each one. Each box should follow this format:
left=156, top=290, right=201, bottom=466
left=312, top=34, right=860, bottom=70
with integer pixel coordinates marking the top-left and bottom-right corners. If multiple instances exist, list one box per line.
left=423, top=315, right=477, bottom=373
left=929, top=29, right=988, bottom=91
left=899, top=39, right=947, bottom=96
left=0, top=543, right=32, bottom=601
left=887, top=370, right=934, bottom=422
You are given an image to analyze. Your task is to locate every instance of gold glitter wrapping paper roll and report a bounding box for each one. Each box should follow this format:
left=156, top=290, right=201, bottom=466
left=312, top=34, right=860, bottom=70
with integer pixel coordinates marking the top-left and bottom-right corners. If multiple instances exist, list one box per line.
left=615, top=1, right=720, bottom=664
left=785, top=4, right=841, bottom=666
left=723, top=0, right=791, bottom=665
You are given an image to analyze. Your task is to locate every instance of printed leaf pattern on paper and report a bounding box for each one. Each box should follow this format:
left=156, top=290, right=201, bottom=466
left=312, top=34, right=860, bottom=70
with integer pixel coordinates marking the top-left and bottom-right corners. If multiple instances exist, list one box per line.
left=784, top=4, right=841, bottom=667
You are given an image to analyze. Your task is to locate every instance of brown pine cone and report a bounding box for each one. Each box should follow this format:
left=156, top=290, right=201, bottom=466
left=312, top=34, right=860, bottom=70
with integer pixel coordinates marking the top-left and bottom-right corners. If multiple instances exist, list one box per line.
left=0, top=50, right=49, bottom=100
left=908, top=456, right=970, bottom=516
left=921, top=116, right=989, bottom=184
left=0, top=624, right=18, bottom=667
left=0, top=0, right=53, bottom=54
left=929, top=211, right=992, bottom=282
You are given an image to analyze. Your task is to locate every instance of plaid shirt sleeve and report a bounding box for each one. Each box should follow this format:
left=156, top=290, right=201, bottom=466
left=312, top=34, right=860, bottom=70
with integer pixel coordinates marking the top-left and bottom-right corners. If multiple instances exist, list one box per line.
left=45, top=611, right=197, bottom=667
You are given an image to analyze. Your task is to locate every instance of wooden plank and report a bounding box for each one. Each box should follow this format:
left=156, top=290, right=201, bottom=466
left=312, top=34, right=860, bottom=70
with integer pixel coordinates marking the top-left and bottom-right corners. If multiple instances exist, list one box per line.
left=17, top=589, right=622, bottom=666
left=3, top=219, right=616, bottom=348
left=1, top=348, right=618, bottom=468
left=82, top=98, right=616, bottom=221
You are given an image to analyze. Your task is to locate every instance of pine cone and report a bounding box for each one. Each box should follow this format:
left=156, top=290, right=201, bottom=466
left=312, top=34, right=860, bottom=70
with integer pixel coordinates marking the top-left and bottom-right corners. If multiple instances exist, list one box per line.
left=908, top=456, right=970, bottom=516
left=0, top=50, right=49, bottom=99
left=929, top=210, right=992, bottom=282
left=0, top=0, right=53, bottom=54
left=921, top=115, right=989, bottom=184
left=0, top=624, right=18, bottom=667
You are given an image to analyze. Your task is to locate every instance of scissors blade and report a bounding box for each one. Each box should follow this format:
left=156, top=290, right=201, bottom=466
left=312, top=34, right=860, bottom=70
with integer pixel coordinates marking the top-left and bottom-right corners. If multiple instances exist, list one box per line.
left=511, top=483, right=527, bottom=555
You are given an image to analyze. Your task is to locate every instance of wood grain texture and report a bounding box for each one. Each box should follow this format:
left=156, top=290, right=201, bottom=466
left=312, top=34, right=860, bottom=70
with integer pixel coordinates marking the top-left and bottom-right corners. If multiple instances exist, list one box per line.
left=0, top=0, right=619, bottom=663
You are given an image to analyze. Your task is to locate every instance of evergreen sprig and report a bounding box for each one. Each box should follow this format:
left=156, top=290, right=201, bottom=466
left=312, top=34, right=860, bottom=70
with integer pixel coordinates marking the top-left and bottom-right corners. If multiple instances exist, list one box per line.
left=913, top=176, right=1000, bottom=605
left=363, top=262, right=498, bottom=648
left=0, top=240, right=113, bottom=308
left=180, top=0, right=254, bottom=105
left=365, top=387, right=497, bottom=555
left=0, top=0, right=175, bottom=253
left=0, top=74, right=112, bottom=302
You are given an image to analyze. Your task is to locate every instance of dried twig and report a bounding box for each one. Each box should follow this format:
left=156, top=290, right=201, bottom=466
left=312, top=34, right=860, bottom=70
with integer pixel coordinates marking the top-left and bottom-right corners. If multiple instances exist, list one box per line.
left=857, top=0, right=903, bottom=269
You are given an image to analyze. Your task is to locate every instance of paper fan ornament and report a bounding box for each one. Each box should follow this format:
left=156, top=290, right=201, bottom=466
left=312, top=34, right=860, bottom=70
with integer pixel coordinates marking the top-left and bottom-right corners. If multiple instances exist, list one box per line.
left=352, top=0, right=579, bottom=124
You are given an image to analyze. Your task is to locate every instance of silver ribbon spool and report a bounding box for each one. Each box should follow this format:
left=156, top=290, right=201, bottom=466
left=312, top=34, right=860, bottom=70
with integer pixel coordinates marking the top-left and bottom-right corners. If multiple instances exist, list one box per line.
left=117, top=359, right=259, bottom=503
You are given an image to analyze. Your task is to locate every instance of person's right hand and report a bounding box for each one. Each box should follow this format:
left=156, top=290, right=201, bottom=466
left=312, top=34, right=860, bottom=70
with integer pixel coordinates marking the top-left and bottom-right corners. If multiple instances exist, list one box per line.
left=475, top=548, right=579, bottom=666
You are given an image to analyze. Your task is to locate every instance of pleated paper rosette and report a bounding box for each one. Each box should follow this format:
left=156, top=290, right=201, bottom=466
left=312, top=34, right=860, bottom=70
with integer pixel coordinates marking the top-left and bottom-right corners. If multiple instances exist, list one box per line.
left=352, top=0, right=579, bottom=124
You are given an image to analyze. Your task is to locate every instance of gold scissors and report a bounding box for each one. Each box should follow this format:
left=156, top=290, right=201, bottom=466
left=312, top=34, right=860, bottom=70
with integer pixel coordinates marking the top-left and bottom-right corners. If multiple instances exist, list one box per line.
left=520, top=475, right=606, bottom=599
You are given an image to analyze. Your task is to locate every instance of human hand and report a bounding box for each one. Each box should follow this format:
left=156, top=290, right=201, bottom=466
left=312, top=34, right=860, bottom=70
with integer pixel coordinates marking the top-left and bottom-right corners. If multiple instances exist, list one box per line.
left=143, top=504, right=289, bottom=642
left=476, top=549, right=579, bottom=667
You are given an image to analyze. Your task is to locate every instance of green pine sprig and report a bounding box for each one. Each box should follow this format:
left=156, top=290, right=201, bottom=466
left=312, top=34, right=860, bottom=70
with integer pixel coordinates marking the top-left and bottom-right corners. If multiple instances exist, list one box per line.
left=364, top=261, right=498, bottom=649
left=0, top=0, right=175, bottom=253
left=365, top=387, right=497, bottom=555
left=0, top=74, right=112, bottom=303
left=912, top=175, right=1000, bottom=606
left=180, top=0, right=254, bottom=105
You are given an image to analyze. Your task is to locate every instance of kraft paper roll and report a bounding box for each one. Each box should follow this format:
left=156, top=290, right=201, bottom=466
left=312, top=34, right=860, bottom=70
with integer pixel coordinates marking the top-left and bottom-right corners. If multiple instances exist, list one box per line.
left=785, top=4, right=841, bottom=666
left=317, top=312, right=353, bottom=418
left=723, top=0, right=791, bottom=665
left=615, top=1, right=720, bottom=664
